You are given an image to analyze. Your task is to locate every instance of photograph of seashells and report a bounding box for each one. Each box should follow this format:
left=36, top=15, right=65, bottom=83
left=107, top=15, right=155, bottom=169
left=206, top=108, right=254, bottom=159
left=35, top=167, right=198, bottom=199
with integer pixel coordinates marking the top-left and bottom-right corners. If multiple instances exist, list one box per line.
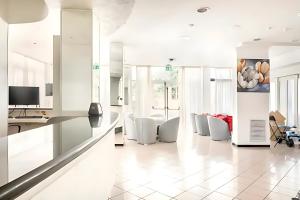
left=237, top=59, right=270, bottom=92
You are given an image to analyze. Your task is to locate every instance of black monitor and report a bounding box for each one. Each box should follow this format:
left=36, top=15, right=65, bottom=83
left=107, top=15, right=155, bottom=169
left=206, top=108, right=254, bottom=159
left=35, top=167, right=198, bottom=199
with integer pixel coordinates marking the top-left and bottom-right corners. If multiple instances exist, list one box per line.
left=9, top=86, right=40, bottom=106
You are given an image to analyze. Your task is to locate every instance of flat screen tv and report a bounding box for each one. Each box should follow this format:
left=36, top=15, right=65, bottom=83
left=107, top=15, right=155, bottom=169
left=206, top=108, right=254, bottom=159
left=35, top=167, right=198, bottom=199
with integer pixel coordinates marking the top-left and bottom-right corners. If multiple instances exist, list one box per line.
left=9, top=86, right=40, bottom=106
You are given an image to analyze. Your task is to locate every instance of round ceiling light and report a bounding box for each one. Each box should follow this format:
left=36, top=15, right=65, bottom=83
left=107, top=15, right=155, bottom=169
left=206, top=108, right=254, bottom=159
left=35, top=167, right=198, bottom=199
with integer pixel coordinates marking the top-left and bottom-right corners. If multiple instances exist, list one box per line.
left=197, top=7, right=210, bottom=13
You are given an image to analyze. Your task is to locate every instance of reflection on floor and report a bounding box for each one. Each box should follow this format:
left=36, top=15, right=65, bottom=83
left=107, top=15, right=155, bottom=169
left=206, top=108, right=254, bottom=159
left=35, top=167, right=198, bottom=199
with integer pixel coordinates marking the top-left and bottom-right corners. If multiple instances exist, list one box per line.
left=109, top=130, right=300, bottom=200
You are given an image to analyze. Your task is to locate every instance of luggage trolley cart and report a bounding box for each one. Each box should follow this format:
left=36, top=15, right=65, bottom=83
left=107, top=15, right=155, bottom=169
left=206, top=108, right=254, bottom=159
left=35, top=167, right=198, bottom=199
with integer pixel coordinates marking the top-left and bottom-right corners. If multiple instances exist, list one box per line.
left=269, top=116, right=298, bottom=147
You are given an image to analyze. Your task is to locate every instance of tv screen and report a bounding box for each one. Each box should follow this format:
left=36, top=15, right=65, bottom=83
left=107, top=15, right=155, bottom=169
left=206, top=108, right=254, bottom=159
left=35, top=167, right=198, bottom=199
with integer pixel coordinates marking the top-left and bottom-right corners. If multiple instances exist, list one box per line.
left=9, top=86, right=40, bottom=106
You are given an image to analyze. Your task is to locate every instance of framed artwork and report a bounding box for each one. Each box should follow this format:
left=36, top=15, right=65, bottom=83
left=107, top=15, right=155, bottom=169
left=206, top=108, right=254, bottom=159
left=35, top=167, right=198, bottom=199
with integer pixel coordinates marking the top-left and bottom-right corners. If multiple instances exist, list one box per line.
left=237, top=59, right=270, bottom=93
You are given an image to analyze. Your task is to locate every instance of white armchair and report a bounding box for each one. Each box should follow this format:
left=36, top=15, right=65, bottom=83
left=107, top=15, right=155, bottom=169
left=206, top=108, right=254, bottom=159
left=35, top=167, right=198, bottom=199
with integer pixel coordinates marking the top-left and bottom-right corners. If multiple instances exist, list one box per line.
left=135, top=117, right=157, bottom=144
left=158, top=117, right=180, bottom=143
left=124, top=113, right=137, bottom=140
left=207, top=116, right=230, bottom=141
left=190, top=113, right=197, bottom=133
left=195, top=114, right=210, bottom=136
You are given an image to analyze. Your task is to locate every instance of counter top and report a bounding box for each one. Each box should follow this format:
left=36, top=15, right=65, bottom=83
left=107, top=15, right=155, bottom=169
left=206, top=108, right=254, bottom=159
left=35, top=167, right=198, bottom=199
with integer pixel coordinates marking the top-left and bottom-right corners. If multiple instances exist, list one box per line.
left=0, top=112, right=119, bottom=199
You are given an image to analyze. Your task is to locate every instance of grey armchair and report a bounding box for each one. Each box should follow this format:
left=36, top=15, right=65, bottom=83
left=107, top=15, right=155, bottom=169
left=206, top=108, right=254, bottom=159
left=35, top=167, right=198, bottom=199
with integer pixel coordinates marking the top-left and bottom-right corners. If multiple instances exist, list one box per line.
left=190, top=113, right=197, bottom=133
left=195, top=114, right=210, bottom=136
left=207, top=116, right=230, bottom=141
left=135, top=117, right=157, bottom=144
left=158, top=117, right=180, bottom=143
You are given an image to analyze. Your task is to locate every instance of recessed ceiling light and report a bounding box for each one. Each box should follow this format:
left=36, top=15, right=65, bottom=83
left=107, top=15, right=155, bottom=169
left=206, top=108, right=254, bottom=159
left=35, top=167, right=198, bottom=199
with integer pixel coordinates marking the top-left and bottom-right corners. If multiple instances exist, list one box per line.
left=283, top=27, right=292, bottom=32
left=33, top=42, right=37, bottom=45
left=253, top=38, right=261, bottom=42
left=189, top=23, right=195, bottom=27
left=292, top=39, right=300, bottom=42
left=268, top=26, right=273, bottom=30
left=179, top=35, right=191, bottom=40
left=197, top=7, right=210, bottom=13
left=233, top=24, right=241, bottom=29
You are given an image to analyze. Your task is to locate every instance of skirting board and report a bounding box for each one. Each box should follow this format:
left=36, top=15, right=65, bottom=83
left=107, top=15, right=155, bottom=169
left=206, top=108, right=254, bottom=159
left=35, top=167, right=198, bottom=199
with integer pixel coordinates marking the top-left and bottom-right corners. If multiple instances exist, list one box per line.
left=232, top=143, right=270, bottom=147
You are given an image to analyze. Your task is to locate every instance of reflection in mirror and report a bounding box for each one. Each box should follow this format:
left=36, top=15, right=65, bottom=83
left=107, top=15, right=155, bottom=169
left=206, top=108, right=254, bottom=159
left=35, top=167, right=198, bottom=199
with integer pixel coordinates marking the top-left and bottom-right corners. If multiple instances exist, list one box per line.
left=88, top=116, right=102, bottom=128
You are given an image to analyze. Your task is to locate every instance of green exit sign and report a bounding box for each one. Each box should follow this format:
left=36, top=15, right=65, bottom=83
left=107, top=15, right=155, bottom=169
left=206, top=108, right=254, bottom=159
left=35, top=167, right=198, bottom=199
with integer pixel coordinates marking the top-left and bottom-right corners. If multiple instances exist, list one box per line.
left=165, top=64, right=173, bottom=71
left=93, top=63, right=100, bottom=70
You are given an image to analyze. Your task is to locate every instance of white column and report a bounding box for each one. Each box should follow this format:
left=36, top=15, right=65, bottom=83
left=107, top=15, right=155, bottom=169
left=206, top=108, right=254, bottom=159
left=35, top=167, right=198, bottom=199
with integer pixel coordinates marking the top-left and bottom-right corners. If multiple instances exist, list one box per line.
left=0, top=17, right=8, bottom=137
left=233, top=44, right=270, bottom=146
left=61, top=9, right=93, bottom=114
left=53, top=35, right=61, bottom=116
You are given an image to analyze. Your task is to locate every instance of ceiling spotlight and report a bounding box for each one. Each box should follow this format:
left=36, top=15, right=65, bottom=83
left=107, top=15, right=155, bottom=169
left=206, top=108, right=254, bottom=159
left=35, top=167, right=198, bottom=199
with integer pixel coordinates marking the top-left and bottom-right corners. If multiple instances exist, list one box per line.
left=253, top=38, right=261, bottom=42
left=189, top=23, right=195, bottom=27
left=197, top=7, right=210, bottom=13
left=33, top=42, right=37, bottom=45
left=268, top=26, right=273, bottom=30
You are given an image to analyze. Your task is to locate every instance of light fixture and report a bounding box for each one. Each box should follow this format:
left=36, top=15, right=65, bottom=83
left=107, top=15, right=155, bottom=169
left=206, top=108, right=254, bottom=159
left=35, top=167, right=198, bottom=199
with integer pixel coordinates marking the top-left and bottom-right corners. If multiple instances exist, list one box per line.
left=297, top=13, right=300, bottom=17
left=189, top=23, right=195, bottom=27
left=292, top=39, right=300, bottom=43
left=253, top=38, right=261, bottom=42
left=197, top=7, right=210, bottom=13
left=179, top=35, right=191, bottom=40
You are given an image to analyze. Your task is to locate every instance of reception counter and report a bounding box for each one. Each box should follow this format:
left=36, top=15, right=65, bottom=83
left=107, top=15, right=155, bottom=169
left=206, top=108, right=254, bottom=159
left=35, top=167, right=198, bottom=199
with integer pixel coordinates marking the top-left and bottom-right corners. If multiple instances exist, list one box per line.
left=0, top=112, right=119, bottom=200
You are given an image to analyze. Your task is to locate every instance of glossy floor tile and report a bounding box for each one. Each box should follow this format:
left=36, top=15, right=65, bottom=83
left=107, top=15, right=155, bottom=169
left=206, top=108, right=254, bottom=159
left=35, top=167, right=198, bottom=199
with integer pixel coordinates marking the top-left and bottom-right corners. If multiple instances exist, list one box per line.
left=108, top=129, right=300, bottom=200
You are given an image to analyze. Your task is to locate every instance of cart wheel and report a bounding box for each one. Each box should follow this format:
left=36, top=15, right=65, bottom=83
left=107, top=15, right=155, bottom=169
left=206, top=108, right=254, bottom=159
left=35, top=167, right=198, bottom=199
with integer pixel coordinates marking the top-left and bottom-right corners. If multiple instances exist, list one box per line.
left=277, top=138, right=283, bottom=144
left=287, top=138, right=294, bottom=147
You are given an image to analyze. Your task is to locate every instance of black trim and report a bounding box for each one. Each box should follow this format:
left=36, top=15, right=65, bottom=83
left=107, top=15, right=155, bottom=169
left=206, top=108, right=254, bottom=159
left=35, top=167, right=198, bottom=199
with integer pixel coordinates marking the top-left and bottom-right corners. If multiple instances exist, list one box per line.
left=232, top=143, right=270, bottom=147
left=0, top=113, right=119, bottom=200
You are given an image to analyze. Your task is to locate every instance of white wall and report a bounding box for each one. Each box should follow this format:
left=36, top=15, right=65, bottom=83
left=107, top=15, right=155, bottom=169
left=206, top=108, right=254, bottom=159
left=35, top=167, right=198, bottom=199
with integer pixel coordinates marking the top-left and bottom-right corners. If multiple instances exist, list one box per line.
left=233, top=44, right=270, bottom=146
left=0, top=17, right=8, bottom=186
left=61, top=9, right=92, bottom=112
left=8, top=52, right=53, bottom=108
left=0, top=18, right=8, bottom=137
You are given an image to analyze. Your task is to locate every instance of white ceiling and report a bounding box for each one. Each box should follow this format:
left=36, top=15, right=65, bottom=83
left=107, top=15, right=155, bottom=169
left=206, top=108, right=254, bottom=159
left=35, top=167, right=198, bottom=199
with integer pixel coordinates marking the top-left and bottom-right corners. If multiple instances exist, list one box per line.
left=7, top=0, right=300, bottom=67
left=109, top=0, right=300, bottom=67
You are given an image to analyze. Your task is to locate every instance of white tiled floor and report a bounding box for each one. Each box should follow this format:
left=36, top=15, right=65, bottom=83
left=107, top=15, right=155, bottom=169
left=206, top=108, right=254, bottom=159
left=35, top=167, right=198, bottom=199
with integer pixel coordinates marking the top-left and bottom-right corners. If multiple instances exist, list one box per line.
left=108, top=130, right=300, bottom=200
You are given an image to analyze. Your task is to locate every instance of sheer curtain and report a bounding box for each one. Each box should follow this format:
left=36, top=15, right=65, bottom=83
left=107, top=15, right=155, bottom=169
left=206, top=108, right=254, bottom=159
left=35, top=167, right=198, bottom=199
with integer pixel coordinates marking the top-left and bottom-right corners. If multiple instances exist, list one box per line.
left=211, top=68, right=233, bottom=115
left=134, top=66, right=153, bottom=116
left=183, top=68, right=204, bottom=125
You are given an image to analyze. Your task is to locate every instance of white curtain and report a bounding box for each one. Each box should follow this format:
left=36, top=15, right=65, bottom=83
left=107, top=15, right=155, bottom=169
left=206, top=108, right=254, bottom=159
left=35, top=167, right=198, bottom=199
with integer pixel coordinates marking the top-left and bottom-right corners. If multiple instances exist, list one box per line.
left=183, top=68, right=204, bottom=125
left=212, top=68, right=233, bottom=114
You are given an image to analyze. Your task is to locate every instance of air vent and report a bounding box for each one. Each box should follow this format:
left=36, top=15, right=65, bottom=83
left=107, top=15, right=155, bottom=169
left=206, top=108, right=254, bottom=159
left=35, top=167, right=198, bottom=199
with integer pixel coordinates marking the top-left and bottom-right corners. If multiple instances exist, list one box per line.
left=250, top=120, right=266, bottom=142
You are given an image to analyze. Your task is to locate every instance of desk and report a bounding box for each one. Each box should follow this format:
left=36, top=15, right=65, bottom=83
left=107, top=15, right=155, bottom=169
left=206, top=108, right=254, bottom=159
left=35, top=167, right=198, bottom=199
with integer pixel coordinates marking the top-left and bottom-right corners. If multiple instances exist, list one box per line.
left=0, top=112, right=119, bottom=200
left=8, top=117, right=49, bottom=124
